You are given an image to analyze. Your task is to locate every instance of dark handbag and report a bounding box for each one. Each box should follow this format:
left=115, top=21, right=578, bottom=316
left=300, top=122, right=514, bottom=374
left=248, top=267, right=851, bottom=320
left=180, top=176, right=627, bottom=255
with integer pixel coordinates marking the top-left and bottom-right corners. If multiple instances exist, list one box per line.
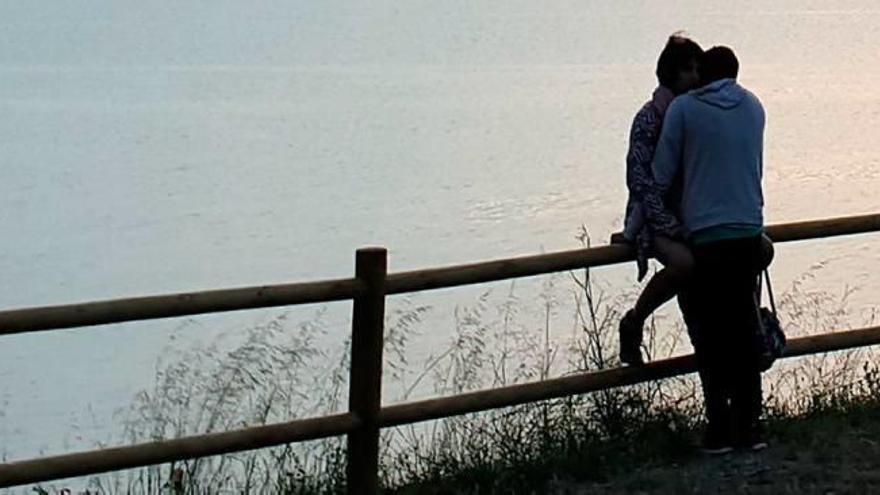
left=755, top=269, right=786, bottom=371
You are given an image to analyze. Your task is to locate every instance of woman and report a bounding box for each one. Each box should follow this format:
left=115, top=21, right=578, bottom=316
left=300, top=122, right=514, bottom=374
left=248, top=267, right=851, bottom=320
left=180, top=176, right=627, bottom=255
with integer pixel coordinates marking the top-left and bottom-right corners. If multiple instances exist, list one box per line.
left=618, top=34, right=704, bottom=365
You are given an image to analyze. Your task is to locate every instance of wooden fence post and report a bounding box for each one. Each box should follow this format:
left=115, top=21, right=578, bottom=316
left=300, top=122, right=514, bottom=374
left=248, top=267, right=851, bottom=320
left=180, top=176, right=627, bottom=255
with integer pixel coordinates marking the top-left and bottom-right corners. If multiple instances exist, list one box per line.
left=347, top=247, right=387, bottom=495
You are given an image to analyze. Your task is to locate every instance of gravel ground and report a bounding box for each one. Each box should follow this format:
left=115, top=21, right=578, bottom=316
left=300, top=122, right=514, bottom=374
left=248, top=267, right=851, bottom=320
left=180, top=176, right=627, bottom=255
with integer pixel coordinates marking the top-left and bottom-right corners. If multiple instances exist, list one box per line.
left=548, top=404, right=880, bottom=494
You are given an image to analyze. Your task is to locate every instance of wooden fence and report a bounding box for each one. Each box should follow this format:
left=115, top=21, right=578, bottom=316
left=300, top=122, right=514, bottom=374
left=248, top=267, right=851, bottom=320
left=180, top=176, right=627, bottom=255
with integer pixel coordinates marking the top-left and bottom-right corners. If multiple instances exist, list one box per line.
left=1, top=213, right=879, bottom=493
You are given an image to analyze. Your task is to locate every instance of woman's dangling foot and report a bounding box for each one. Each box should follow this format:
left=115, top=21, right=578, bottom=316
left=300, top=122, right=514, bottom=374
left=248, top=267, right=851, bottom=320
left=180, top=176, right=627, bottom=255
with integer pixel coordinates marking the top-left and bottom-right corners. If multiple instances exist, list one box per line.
left=619, top=309, right=645, bottom=365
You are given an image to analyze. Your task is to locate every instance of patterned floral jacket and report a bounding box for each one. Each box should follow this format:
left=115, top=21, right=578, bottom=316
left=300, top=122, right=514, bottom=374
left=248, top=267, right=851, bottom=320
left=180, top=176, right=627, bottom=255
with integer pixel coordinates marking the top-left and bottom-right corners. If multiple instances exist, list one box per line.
left=623, top=86, right=683, bottom=281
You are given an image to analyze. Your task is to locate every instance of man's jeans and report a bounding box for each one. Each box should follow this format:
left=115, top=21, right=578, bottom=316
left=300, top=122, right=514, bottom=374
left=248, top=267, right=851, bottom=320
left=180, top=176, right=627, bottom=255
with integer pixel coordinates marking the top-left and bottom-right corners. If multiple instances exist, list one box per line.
left=678, top=234, right=765, bottom=444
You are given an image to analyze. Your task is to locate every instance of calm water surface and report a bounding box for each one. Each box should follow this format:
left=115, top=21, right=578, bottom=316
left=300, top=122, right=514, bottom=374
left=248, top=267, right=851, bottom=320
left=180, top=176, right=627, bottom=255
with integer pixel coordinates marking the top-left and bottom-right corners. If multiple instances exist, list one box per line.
left=2, top=1, right=880, bottom=459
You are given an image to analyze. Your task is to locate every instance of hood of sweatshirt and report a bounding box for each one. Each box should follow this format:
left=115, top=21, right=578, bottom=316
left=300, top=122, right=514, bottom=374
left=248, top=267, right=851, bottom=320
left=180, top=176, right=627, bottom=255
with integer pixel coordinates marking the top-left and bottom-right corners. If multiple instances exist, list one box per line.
left=690, top=78, right=745, bottom=109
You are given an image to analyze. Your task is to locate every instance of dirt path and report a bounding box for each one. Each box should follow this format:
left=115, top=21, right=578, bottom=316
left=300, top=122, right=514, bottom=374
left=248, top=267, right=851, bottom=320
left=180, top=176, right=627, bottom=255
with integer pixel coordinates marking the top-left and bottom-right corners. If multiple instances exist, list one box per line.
left=548, top=404, right=880, bottom=494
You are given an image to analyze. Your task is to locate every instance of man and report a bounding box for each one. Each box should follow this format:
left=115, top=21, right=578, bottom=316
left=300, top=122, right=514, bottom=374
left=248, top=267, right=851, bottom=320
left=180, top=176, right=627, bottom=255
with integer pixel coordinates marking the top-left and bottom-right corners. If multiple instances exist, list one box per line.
left=651, top=46, right=767, bottom=453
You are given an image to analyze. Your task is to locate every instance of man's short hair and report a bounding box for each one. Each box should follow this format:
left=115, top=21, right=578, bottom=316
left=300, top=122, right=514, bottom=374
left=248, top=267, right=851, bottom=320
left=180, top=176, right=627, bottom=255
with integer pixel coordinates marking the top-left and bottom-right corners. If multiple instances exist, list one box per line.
left=700, top=46, right=739, bottom=84
left=655, top=34, right=703, bottom=88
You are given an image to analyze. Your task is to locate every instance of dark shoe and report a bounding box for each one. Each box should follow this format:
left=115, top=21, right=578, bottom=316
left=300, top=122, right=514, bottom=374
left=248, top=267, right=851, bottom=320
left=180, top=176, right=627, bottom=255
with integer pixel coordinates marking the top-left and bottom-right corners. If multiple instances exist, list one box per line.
left=735, top=428, right=768, bottom=452
left=701, top=428, right=734, bottom=456
left=618, top=309, right=644, bottom=366
left=701, top=444, right=734, bottom=456
left=747, top=439, right=769, bottom=452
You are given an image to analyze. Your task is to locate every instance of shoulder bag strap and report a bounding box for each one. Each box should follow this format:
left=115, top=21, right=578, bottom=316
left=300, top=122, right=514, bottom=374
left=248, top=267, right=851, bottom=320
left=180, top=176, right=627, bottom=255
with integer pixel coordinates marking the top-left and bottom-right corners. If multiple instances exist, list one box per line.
left=763, top=269, right=777, bottom=315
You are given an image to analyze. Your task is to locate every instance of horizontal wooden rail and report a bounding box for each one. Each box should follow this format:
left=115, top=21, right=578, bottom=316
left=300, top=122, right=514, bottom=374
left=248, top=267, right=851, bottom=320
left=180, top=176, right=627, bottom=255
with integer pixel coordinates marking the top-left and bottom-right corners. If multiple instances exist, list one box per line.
left=379, top=324, right=880, bottom=427
left=0, top=277, right=365, bottom=336
left=0, top=213, right=877, bottom=336
left=380, top=354, right=694, bottom=427
left=783, top=325, right=880, bottom=357
left=385, top=212, right=880, bottom=294
left=5, top=324, right=880, bottom=488
left=764, top=212, right=880, bottom=243
left=386, top=245, right=628, bottom=294
left=0, top=412, right=360, bottom=488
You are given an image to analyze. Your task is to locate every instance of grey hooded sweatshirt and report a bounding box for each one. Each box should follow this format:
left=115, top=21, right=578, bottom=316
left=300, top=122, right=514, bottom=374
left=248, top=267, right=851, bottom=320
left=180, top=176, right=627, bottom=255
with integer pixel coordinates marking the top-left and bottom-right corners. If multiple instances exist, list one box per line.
left=651, top=78, right=765, bottom=237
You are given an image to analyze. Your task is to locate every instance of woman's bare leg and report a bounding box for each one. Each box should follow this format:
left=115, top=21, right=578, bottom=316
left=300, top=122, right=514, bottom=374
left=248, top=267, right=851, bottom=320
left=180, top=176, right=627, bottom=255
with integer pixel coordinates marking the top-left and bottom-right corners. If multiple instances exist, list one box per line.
left=620, top=235, right=694, bottom=365
left=632, top=235, right=695, bottom=323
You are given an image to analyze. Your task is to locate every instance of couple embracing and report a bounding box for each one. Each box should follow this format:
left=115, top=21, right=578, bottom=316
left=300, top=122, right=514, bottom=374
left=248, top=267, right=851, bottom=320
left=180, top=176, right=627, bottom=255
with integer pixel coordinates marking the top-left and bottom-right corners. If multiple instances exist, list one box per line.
left=616, top=34, right=770, bottom=454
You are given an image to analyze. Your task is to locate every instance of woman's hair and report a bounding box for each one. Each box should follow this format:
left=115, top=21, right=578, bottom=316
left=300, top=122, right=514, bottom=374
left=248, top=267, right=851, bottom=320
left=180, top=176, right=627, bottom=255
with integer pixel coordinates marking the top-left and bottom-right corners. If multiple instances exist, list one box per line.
left=655, top=34, right=703, bottom=88
left=700, top=46, right=739, bottom=84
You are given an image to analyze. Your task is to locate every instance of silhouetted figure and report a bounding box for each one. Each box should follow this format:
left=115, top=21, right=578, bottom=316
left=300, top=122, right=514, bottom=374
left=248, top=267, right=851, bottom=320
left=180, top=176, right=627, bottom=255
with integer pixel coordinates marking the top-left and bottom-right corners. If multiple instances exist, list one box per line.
left=652, top=46, right=768, bottom=453
left=618, top=34, right=703, bottom=365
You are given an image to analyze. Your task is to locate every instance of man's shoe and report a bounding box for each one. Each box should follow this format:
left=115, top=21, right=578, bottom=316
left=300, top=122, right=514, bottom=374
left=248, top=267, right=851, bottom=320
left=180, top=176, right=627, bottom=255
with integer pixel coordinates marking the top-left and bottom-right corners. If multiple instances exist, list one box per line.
left=701, top=444, right=734, bottom=456
left=748, top=440, right=769, bottom=452
left=702, top=428, right=734, bottom=456
left=618, top=310, right=644, bottom=366
left=735, top=429, right=769, bottom=452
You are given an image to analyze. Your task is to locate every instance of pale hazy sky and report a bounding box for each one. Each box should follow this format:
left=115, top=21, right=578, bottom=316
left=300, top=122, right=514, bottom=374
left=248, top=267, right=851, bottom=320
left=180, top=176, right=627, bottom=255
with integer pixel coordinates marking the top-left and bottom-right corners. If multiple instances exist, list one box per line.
left=0, top=1, right=822, bottom=68
left=3, top=1, right=877, bottom=71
